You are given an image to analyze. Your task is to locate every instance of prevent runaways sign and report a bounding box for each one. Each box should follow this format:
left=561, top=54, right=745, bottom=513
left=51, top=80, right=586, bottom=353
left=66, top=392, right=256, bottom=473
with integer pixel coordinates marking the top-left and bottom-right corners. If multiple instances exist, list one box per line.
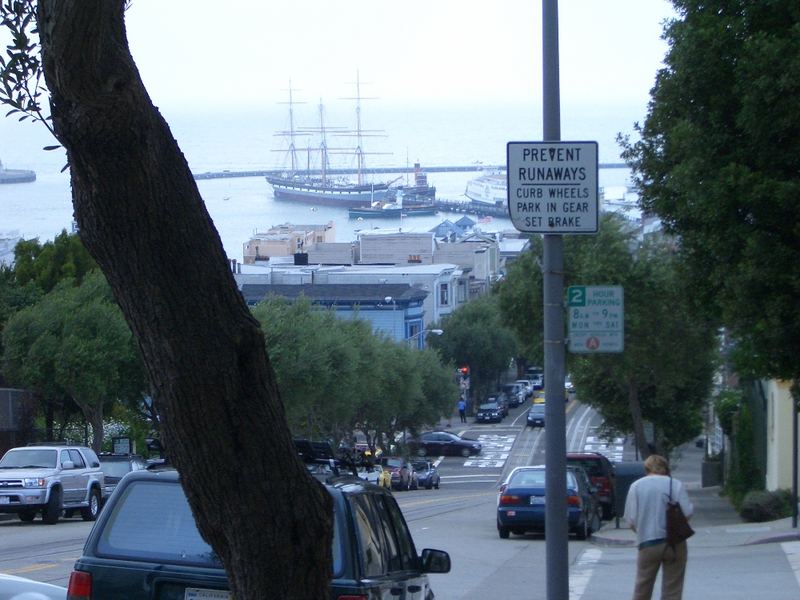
left=506, top=141, right=598, bottom=234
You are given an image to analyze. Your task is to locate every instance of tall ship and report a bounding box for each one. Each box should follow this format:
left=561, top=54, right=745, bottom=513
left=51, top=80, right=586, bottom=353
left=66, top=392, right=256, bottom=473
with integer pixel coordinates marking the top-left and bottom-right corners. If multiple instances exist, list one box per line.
left=464, top=168, right=506, bottom=206
left=266, top=76, right=396, bottom=207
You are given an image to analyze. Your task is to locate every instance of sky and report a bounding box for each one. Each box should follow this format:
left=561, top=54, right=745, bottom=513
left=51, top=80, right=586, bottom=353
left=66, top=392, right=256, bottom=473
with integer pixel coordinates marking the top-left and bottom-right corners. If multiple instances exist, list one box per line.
left=123, top=0, right=677, bottom=112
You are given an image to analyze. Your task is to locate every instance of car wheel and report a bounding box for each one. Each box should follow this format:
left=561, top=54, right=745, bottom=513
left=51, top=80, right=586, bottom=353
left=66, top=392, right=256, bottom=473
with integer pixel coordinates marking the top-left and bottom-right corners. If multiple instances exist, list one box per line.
left=416, top=447, right=427, bottom=457
left=460, top=447, right=471, bottom=458
left=434, top=479, right=440, bottom=489
left=589, top=509, right=602, bottom=536
left=43, top=487, right=62, bottom=525
left=574, top=517, right=589, bottom=541
left=81, top=488, right=101, bottom=521
left=498, top=523, right=510, bottom=539
left=18, top=510, right=36, bottom=522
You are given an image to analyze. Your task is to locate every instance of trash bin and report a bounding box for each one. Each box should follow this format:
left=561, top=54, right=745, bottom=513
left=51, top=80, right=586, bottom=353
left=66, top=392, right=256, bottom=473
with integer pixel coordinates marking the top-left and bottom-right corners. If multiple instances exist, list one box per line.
left=613, top=461, right=646, bottom=528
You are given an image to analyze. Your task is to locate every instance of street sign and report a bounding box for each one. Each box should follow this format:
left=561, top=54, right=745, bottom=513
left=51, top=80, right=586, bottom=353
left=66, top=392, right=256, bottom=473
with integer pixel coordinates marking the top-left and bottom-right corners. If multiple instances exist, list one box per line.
left=506, top=141, right=598, bottom=234
left=567, top=285, right=624, bottom=353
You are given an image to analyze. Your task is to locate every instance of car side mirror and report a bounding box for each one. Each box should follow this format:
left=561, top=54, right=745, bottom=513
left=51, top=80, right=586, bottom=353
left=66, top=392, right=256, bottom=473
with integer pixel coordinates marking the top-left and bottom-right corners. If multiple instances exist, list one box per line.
left=61, top=460, right=75, bottom=470
left=420, top=548, right=451, bottom=574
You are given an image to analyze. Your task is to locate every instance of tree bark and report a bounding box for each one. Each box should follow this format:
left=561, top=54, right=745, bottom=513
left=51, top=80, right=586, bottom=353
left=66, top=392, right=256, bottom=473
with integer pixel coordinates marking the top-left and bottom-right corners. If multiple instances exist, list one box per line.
left=36, top=2, right=332, bottom=598
left=627, top=376, right=650, bottom=460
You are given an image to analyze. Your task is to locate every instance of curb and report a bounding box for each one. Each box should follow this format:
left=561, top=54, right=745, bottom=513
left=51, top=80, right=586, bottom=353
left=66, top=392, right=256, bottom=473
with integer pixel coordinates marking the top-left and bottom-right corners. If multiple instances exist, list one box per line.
left=747, top=531, right=800, bottom=546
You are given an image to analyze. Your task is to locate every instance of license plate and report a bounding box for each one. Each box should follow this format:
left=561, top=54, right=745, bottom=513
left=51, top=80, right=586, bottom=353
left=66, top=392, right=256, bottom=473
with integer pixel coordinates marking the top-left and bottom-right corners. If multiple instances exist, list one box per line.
left=184, top=588, right=230, bottom=600
left=0, top=496, right=10, bottom=504
left=530, top=496, right=545, bottom=505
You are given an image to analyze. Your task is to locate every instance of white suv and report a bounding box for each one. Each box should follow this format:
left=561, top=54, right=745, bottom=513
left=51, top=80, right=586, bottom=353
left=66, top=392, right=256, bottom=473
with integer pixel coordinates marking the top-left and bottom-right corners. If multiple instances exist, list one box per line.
left=0, top=444, right=105, bottom=524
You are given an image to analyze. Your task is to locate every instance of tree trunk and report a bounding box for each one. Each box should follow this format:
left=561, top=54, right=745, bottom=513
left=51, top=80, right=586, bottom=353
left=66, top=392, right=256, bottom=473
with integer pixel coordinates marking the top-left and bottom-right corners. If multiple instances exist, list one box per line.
left=627, top=376, right=650, bottom=460
left=36, top=3, right=332, bottom=598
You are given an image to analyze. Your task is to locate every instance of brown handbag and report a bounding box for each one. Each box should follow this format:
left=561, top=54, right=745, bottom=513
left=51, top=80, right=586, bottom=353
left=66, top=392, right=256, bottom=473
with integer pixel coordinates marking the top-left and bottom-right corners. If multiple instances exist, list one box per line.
left=666, top=476, right=694, bottom=546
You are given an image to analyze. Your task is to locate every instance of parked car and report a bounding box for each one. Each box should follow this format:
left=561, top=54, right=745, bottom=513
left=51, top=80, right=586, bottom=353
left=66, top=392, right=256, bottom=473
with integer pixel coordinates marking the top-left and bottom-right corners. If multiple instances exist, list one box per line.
left=514, top=379, right=534, bottom=399
left=356, top=464, right=391, bottom=489
left=564, top=374, right=575, bottom=393
left=526, top=403, right=546, bottom=427
left=475, top=401, right=503, bottom=423
left=496, top=465, right=601, bottom=540
left=66, top=468, right=451, bottom=599
left=378, top=456, right=418, bottom=490
left=0, top=573, right=66, bottom=600
left=98, top=452, right=148, bottom=502
left=406, top=431, right=482, bottom=458
left=0, top=444, right=104, bottom=524
left=411, top=460, right=441, bottom=489
left=486, top=393, right=509, bottom=417
left=501, top=383, right=526, bottom=407
left=566, top=451, right=617, bottom=519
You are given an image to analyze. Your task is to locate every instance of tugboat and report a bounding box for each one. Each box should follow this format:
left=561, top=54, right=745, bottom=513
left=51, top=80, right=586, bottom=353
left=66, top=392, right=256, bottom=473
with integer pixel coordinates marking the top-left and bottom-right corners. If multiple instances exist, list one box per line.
left=348, top=190, right=436, bottom=219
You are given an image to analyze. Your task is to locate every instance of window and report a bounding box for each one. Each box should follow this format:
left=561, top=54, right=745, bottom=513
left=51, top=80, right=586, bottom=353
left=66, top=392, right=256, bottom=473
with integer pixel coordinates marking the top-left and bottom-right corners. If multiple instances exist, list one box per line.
left=97, top=481, right=222, bottom=567
left=350, top=494, right=386, bottom=576
left=439, top=283, right=449, bottom=306
left=68, top=449, right=86, bottom=469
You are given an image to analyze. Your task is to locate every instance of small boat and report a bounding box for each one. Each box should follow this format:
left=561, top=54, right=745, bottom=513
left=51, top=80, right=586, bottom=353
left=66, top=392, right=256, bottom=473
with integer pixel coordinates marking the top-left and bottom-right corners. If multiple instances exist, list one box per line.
left=348, top=190, right=436, bottom=219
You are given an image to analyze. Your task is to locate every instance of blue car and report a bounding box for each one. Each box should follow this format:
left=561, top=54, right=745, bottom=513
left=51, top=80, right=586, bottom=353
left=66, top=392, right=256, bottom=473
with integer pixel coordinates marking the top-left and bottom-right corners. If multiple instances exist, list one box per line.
left=496, top=465, right=601, bottom=540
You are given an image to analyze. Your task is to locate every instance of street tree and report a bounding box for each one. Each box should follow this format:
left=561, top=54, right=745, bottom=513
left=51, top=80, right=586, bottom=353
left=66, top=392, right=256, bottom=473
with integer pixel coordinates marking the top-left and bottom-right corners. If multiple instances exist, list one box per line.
left=2, top=271, right=146, bottom=450
left=620, top=0, right=800, bottom=388
left=1, top=3, right=331, bottom=597
left=428, top=294, right=518, bottom=404
left=12, top=231, right=97, bottom=294
left=496, top=214, right=718, bottom=456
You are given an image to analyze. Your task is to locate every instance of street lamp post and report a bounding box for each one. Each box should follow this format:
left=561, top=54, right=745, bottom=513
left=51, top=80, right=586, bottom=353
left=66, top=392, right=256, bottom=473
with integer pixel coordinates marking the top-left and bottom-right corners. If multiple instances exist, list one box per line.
left=406, top=328, right=443, bottom=350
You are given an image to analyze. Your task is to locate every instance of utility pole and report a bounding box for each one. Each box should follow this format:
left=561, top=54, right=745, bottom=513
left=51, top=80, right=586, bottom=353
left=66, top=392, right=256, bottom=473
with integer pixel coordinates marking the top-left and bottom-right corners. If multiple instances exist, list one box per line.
left=542, top=1, right=569, bottom=599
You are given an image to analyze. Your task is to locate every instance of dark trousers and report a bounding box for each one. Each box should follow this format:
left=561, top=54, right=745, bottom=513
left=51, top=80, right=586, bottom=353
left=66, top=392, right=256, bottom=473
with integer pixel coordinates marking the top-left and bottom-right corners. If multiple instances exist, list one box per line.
left=459, top=409, right=466, bottom=423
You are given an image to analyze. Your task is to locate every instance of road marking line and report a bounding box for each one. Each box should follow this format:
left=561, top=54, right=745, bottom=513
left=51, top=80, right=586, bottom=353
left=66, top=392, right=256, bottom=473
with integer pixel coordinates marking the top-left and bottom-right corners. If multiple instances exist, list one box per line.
left=782, top=541, right=800, bottom=589
left=570, top=547, right=602, bottom=600
left=10, top=563, right=58, bottom=575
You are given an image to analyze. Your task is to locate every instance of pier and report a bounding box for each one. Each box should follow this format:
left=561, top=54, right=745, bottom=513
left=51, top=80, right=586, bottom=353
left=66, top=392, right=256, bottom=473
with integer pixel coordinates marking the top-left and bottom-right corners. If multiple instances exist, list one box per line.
left=192, top=163, right=627, bottom=181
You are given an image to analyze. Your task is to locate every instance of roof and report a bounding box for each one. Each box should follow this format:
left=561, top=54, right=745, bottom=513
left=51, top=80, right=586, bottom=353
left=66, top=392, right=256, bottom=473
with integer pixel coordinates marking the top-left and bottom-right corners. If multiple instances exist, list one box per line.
left=240, top=283, right=428, bottom=306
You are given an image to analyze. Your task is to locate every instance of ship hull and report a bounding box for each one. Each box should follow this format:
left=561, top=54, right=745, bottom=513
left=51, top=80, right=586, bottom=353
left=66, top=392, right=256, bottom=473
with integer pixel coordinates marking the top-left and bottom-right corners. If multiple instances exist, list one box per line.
left=267, top=176, right=392, bottom=207
left=464, top=173, right=506, bottom=206
left=0, top=169, right=36, bottom=184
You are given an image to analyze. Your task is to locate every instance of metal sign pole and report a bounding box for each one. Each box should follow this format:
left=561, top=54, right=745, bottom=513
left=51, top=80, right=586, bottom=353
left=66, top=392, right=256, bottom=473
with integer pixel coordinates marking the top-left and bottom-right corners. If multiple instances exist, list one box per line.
left=542, top=1, right=569, bottom=599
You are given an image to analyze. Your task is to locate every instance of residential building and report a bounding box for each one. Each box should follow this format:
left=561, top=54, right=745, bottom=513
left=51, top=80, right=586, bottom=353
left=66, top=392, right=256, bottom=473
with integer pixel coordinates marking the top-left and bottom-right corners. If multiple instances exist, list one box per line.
left=242, top=222, right=336, bottom=265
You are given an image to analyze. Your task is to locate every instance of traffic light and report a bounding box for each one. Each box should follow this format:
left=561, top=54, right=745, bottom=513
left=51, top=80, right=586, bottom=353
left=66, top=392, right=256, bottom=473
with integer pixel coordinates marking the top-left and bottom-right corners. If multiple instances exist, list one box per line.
left=459, top=366, right=469, bottom=377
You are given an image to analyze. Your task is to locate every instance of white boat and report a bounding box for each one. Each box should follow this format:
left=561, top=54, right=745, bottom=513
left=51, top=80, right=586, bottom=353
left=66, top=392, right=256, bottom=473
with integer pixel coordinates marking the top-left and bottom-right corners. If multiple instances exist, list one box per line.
left=464, top=169, right=506, bottom=206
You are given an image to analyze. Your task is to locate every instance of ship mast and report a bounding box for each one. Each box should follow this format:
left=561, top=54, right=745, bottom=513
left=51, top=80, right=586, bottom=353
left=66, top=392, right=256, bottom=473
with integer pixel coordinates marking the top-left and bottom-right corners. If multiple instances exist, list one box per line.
left=273, top=80, right=309, bottom=174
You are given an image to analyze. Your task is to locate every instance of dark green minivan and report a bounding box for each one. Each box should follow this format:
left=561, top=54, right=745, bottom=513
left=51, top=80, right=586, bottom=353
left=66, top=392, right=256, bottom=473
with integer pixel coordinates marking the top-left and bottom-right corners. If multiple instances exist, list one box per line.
left=66, top=468, right=450, bottom=599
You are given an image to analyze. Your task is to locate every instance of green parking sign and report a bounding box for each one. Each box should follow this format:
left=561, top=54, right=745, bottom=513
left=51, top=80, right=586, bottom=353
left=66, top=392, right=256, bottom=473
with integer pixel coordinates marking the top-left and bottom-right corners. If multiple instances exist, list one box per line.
left=567, top=286, right=624, bottom=353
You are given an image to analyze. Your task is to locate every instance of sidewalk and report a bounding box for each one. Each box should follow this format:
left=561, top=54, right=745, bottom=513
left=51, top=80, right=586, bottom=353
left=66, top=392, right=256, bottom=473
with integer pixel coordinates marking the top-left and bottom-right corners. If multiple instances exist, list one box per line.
left=592, top=439, right=800, bottom=547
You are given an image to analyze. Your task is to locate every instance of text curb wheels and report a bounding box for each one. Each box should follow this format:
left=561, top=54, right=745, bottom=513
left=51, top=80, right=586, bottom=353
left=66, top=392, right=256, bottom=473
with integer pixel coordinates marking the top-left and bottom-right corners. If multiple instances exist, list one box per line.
left=81, top=488, right=101, bottom=521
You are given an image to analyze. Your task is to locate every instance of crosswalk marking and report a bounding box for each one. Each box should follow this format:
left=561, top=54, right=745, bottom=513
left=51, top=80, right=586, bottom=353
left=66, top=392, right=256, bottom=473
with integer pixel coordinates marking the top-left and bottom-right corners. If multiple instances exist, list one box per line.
left=463, top=433, right=517, bottom=468
left=570, top=548, right=602, bottom=600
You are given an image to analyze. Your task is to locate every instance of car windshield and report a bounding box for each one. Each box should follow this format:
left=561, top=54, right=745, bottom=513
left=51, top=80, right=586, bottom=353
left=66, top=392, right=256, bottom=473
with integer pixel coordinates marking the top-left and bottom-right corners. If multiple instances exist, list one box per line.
left=0, top=449, right=57, bottom=469
left=384, top=458, right=404, bottom=468
left=530, top=405, right=545, bottom=414
left=411, top=461, right=429, bottom=472
left=479, top=403, right=499, bottom=410
left=100, top=460, right=137, bottom=478
left=509, top=470, right=546, bottom=486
